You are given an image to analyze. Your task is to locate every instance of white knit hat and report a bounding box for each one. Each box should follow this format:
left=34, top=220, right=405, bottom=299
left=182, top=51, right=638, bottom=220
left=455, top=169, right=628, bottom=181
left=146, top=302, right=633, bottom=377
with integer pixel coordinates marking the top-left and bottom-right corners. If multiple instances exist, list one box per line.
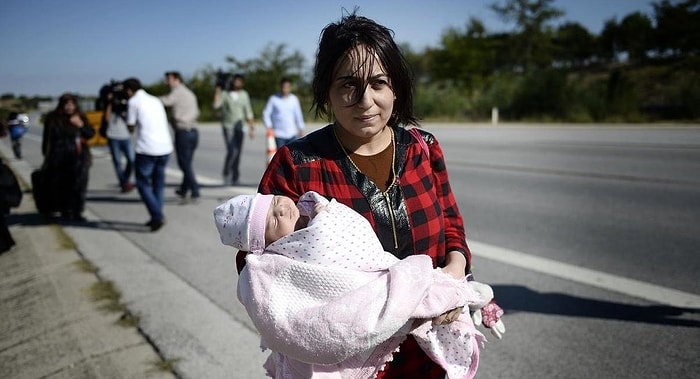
left=214, top=194, right=274, bottom=254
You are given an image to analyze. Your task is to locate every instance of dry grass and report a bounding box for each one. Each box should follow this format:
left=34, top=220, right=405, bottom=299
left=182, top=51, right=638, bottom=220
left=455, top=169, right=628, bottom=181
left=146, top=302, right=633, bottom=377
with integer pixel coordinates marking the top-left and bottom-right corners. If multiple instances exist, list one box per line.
left=50, top=224, right=77, bottom=249
left=74, top=258, right=99, bottom=274
left=88, top=280, right=126, bottom=312
left=149, top=357, right=181, bottom=374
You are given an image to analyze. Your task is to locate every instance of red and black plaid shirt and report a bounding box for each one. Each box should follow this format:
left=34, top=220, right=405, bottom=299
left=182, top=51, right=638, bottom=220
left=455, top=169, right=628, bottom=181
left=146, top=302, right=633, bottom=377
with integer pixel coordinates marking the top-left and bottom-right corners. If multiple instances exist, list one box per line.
left=257, top=124, right=472, bottom=378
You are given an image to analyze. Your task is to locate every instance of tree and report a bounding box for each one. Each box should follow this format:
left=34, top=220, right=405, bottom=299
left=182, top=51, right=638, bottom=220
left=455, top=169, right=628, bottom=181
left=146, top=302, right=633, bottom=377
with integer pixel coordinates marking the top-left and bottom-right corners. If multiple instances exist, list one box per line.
left=426, top=17, right=501, bottom=89
left=653, top=0, right=700, bottom=57
left=224, top=43, right=306, bottom=100
left=490, top=0, right=564, bottom=71
left=553, top=22, right=596, bottom=68
left=399, top=43, right=429, bottom=84
left=597, top=17, right=620, bottom=63
left=618, top=12, right=654, bottom=63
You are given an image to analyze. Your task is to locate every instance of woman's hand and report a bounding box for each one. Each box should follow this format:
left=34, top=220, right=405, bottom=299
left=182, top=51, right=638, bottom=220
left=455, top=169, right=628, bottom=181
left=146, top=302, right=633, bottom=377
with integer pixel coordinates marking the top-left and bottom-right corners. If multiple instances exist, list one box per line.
left=69, top=114, right=84, bottom=128
left=442, top=250, right=467, bottom=280
left=433, top=306, right=464, bottom=326
left=431, top=251, right=469, bottom=325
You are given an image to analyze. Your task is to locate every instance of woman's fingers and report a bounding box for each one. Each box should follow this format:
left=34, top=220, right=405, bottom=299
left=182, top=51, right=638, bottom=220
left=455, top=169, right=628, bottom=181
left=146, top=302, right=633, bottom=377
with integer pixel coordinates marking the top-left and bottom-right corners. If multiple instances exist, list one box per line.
left=433, top=308, right=463, bottom=325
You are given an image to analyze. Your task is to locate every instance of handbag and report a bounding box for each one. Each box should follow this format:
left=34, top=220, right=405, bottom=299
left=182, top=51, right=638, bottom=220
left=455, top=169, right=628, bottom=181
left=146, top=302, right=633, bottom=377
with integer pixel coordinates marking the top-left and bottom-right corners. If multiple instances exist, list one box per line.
left=0, top=161, right=22, bottom=208
left=408, top=127, right=430, bottom=159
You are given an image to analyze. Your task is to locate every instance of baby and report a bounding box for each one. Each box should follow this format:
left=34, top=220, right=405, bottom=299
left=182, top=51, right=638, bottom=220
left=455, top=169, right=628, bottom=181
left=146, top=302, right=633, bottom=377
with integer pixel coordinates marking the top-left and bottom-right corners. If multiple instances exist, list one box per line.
left=213, top=190, right=331, bottom=255
left=213, top=191, right=498, bottom=379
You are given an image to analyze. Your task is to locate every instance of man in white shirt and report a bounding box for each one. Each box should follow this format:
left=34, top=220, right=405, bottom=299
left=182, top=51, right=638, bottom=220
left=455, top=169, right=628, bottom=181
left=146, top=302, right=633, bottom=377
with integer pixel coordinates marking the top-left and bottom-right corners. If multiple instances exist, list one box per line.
left=124, top=77, right=174, bottom=232
left=262, top=77, right=305, bottom=148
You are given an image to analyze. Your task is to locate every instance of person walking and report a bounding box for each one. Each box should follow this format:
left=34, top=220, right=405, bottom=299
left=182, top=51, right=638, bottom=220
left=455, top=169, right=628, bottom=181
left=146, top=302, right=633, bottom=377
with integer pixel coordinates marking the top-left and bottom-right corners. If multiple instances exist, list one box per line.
left=101, top=85, right=135, bottom=193
left=213, top=74, right=254, bottom=185
left=124, top=78, right=173, bottom=232
left=160, top=71, right=200, bottom=203
left=41, top=93, right=95, bottom=222
left=262, top=77, right=305, bottom=148
left=255, top=12, right=505, bottom=378
left=6, top=112, right=29, bottom=159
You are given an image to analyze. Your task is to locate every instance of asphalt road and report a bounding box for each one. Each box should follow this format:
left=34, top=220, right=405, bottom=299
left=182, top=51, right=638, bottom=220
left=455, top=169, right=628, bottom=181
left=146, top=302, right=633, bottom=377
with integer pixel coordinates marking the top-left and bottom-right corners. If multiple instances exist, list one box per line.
left=13, top=115, right=700, bottom=378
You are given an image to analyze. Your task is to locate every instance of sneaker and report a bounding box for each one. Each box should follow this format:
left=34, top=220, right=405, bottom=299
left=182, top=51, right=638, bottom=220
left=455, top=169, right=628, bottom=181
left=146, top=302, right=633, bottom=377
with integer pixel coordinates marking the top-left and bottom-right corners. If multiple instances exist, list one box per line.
left=121, top=182, right=135, bottom=193
left=148, top=219, right=166, bottom=232
left=174, top=189, right=186, bottom=199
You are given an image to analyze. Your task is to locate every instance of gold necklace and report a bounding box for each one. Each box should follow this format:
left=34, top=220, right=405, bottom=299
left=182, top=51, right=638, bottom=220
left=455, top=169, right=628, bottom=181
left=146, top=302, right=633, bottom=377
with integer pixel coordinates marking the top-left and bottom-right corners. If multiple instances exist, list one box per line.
left=333, top=125, right=400, bottom=249
left=332, top=126, right=398, bottom=190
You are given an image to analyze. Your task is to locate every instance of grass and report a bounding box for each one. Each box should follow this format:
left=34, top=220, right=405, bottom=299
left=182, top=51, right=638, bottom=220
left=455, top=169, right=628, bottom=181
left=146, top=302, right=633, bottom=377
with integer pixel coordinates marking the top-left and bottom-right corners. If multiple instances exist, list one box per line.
left=88, top=280, right=127, bottom=313
left=74, top=258, right=99, bottom=274
left=51, top=225, right=77, bottom=249
left=82, top=261, right=140, bottom=326
left=149, top=357, right=182, bottom=374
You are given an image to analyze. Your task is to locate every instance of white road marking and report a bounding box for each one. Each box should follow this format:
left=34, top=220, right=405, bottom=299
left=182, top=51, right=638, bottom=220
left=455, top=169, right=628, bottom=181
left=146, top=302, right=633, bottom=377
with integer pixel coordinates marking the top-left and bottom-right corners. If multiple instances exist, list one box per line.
left=165, top=167, right=222, bottom=185
left=469, top=240, right=700, bottom=308
left=30, top=138, right=700, bottom=308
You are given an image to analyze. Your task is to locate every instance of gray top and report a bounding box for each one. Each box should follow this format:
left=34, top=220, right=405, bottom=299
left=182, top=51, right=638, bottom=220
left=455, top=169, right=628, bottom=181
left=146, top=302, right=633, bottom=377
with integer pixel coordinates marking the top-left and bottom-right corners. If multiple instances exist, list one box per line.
left=160, top=84, right=200, bottom=130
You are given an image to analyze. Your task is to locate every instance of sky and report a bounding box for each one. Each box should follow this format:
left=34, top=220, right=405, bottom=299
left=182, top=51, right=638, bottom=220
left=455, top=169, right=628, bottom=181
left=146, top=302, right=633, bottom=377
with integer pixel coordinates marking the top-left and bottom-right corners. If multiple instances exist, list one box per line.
left=0, top=0, right=654, bottom=97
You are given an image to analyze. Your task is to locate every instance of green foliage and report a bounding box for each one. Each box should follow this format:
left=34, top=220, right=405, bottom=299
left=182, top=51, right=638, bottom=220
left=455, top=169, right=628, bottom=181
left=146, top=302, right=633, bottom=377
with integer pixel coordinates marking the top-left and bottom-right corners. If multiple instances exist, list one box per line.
left=618, top=12, right=654, bottom=62
left=653, top=0, right=700, bottom=56
left=414, top=82, right=470, bottom=120
left=224, top=43, right=307, bottom=100
left=6, top=1, right=699, bottom=123
left=473, top=73, right=522, bottom=120
left=490, top=0, right=564, bottom=71
left=509, top=69, right=568, bottom=119
left=553, top=22, right=596, bottom=68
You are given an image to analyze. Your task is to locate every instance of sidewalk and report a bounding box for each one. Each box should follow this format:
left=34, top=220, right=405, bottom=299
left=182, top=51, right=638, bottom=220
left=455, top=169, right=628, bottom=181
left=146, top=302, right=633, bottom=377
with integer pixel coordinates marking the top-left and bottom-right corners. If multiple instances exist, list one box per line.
left=0, top=150, right=176, bottom=378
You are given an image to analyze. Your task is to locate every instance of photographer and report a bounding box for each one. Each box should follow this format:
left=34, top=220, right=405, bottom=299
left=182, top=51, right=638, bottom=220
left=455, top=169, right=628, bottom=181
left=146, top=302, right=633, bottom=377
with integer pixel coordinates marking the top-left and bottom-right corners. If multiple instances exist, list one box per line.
left=100, top=81, right=134, bottom=193
left=212, top=73, right=254, bottom=186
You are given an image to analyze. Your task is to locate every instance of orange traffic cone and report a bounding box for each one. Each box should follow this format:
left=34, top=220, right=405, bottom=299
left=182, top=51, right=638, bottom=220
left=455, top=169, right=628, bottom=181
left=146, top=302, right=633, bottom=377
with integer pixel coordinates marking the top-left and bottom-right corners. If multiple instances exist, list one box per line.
left=266, top=128, right=277, bottom=164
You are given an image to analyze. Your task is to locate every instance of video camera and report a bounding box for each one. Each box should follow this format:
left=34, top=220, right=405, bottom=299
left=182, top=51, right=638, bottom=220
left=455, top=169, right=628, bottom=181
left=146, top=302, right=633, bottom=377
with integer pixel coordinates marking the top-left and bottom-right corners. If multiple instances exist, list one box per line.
left=97, top=80, right=128, bottom=117
left=215, top=70, right=234, bottom=91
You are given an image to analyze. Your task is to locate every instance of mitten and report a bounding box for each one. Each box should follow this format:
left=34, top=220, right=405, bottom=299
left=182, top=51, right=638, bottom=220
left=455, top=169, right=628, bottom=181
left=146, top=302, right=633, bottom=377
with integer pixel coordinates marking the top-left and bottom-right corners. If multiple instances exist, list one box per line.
left=472, top=300, right=506, bottom=339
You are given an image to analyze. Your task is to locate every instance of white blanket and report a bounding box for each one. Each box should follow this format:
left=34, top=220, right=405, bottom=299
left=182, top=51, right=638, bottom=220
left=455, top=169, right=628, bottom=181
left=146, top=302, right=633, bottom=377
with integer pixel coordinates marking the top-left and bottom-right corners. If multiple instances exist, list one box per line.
left=237, top=192, right=489, bottom=378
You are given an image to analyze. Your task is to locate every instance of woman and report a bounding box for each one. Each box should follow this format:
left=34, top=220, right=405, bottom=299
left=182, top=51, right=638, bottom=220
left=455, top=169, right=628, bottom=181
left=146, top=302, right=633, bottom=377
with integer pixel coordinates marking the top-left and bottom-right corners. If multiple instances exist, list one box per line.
left=42, top=93, right=94, bottom=221
left=256, top=12, right=503, bottom=378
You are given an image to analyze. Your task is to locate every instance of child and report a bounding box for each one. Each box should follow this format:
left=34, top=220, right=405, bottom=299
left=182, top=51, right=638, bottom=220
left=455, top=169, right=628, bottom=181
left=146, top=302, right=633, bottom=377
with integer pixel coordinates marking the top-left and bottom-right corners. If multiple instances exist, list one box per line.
left=214, top=191, right=497, bottom=379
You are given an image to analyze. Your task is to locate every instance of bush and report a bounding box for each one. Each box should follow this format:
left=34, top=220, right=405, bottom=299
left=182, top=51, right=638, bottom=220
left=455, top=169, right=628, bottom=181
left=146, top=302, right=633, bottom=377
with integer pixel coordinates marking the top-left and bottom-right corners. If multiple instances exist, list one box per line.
left=414, top=82, right=470, bottom=121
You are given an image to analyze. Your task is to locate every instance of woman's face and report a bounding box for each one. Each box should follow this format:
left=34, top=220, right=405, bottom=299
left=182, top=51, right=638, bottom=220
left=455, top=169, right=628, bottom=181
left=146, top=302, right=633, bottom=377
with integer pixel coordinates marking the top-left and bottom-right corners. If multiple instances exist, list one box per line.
left=63, top=100, right=77, bottom=115
left=264, top=195, right=300, bottom=245
left=329, top=46, right=395, bottom=139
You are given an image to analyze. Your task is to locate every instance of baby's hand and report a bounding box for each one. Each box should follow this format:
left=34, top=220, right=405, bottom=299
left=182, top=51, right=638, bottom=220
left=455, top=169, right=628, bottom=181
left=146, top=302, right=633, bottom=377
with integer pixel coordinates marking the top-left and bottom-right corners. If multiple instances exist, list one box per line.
left=311, top=203, right=327, bottom=218
left=298, top=191, right=330, bottom=218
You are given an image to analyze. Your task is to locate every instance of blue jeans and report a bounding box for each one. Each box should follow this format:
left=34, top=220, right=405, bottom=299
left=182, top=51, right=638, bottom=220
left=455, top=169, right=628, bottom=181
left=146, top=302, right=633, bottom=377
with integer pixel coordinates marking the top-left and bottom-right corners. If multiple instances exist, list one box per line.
left=107, top=137, right=134, bottom=187
left=135, top=153, right=170, bottom=223
left=223, top=127, right=244, bottom=184
left=174, top=129, right=200, bottom=197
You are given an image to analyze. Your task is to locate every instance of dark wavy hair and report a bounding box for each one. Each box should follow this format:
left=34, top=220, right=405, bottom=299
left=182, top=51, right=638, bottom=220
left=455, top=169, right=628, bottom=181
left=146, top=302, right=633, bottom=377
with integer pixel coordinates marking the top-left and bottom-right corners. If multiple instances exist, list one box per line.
left=312, top=11, right=418, bottom=126
left=54, top=93, right=82, bottom=115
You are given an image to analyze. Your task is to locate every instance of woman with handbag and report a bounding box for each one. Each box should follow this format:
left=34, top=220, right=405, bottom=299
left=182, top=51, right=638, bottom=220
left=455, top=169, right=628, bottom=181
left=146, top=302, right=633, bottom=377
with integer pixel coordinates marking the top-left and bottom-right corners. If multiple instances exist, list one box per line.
left=41, top=93, right=94, bottom=221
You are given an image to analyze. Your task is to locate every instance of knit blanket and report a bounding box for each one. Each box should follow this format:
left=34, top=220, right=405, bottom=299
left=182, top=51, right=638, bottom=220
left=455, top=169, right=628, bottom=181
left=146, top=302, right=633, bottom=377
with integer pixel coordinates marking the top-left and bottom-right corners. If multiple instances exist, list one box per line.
left=237, top=192, right=489, bottom=378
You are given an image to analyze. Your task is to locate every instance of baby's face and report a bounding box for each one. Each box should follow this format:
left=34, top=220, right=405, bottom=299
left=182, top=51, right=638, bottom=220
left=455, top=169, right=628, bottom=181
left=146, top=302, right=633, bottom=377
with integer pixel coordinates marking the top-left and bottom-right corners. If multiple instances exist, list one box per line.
left=264, top=196, right=300, bottom=245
